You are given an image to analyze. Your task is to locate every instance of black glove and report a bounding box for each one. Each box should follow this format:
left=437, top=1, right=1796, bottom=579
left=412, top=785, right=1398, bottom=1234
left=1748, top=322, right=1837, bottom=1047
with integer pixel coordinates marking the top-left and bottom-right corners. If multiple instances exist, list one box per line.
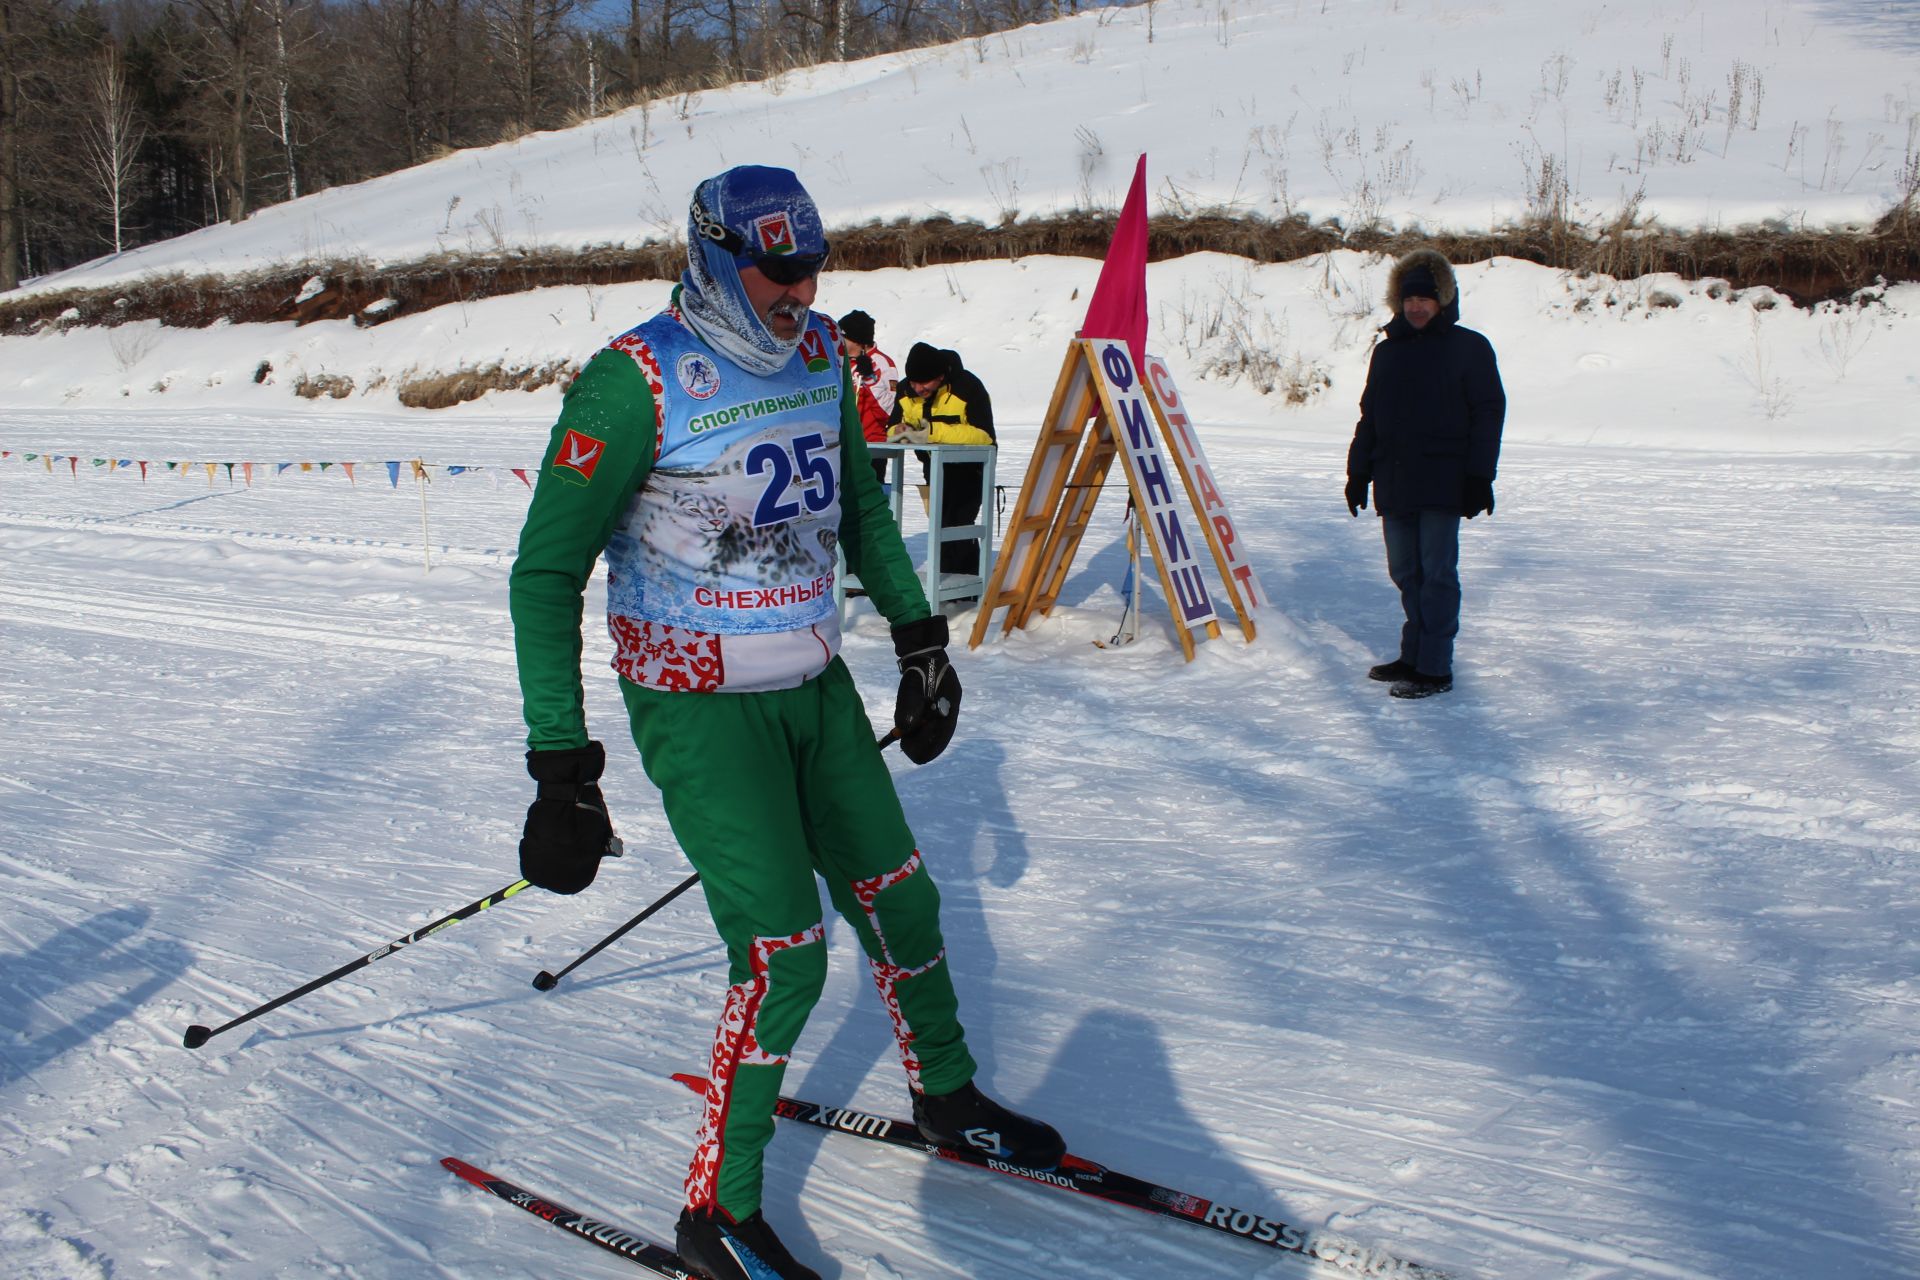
left=1462, top=475, right=1495, bottom=519
left=1345, top=475, right=1370, bottom=517
left=893, top=615, right=962, bottom=765
left=520, top=741, right=619, bottom=894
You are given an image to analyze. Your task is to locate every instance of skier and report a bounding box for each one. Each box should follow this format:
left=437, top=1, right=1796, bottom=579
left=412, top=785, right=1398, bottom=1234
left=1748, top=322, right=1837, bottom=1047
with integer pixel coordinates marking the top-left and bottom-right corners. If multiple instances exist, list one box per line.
left=507, top=164, right=1064, bottom=1280
left=1345, top=247, right=1506, bottom=699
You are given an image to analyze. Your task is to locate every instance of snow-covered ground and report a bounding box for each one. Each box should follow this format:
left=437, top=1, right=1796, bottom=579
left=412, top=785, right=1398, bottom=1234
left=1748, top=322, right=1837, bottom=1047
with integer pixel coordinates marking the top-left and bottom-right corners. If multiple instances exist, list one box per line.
left=5, top=398, right=1919, bottom=1279
left=5, top=0, right=1920, bottom=1277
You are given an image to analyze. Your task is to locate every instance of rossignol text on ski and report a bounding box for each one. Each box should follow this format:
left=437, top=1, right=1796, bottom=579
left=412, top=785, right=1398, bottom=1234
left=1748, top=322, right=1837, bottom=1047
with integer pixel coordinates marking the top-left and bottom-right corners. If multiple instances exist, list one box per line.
left=670, top=1073, right=1454, bottom=1279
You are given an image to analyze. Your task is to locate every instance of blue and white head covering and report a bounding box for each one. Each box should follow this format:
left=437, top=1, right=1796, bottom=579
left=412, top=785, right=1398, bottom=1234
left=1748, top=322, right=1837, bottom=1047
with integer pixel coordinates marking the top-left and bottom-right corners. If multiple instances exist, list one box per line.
left=679, top=166, right=828, bottom=376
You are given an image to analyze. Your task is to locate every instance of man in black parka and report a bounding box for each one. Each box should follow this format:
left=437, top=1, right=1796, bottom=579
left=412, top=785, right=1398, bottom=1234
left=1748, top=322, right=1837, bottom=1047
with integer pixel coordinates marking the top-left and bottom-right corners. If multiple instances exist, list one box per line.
left=1345, top=247, right=1506, bottom=699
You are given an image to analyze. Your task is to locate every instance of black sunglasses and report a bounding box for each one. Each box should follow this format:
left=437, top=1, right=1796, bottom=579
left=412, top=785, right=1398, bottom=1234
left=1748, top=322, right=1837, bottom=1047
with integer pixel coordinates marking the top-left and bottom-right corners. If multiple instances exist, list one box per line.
left=752, top=251, right=829, bottom=285
left=693, top=192, right=829, bottom=285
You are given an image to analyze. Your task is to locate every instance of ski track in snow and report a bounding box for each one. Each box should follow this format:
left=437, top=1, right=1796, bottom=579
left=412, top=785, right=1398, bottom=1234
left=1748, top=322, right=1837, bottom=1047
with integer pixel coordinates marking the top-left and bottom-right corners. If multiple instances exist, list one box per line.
left=3, top=412, right=1919, bottom=1280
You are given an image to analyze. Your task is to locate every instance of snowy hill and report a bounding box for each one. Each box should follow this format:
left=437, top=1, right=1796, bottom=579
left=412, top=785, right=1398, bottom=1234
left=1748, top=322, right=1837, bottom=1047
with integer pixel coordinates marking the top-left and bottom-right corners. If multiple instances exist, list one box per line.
left=3, top=2, right=1920, bottom=1279
left=16, top=0, right=1920, bottom=295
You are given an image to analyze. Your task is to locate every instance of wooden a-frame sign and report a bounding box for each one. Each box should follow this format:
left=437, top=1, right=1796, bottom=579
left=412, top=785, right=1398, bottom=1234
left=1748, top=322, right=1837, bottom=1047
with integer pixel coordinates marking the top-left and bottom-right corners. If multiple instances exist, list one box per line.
left=967, top=338, right=1267, bottom=660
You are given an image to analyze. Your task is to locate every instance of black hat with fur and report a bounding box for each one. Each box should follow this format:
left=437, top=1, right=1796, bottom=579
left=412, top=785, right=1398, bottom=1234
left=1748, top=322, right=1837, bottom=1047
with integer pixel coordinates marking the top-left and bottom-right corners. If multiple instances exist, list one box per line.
left=1385, top=247, right=1459, bottom=316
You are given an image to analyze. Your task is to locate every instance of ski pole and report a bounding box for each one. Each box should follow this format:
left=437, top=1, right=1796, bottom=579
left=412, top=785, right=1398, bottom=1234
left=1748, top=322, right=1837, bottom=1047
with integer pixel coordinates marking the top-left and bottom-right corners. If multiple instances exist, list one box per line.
left=531, top=870, right=701, bottom=991
left=530, top=730, right=902, bottom=992
left=182, top=878, right=534, bottom=1049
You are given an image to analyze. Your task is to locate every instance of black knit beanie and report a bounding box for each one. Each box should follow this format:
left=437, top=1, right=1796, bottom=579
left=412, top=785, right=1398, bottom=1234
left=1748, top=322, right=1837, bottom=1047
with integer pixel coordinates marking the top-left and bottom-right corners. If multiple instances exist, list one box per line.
left=838, top=310, right=875, bottom=346
left=1399, top=266, right=1440, bottom=302
left=904, top=342, right=946, bottom=382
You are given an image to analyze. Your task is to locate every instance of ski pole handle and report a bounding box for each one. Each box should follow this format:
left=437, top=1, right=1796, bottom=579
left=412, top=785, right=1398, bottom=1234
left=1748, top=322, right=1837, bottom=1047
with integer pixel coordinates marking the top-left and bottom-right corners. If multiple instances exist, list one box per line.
left=182, top=878, right=532, bottom=1050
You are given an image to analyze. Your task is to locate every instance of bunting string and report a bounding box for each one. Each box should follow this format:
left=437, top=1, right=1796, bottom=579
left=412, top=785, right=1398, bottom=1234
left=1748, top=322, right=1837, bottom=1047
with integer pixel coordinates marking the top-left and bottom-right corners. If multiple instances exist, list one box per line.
left=0, top=450, right=535, bottom=491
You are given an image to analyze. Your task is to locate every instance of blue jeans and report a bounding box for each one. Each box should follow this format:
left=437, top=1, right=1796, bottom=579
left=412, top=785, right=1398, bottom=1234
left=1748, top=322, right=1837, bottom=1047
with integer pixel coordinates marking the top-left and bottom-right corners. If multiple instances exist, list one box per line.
left=1382, top=511, right=1461, bottom=677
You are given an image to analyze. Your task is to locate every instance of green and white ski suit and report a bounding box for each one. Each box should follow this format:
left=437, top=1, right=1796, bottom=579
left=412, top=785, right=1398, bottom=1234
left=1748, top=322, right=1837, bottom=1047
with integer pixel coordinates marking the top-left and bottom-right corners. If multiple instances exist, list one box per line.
left=510, top=295, right=976, bottom=1220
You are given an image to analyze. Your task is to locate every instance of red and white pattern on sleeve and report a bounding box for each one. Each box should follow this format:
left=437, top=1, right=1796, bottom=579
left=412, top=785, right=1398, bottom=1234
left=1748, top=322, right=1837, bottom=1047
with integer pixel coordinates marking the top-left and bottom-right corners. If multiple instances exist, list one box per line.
left=867, top=347, right=899, bottom=416
left=851, top=347, right=899, bottom=443
left=607, top=331, right=668, bottom=460
left=850, top=851, right=943, bottom=1092
left=608, top=615, right=725, bottom=692
left=683, top=924, right=825, bottom=1212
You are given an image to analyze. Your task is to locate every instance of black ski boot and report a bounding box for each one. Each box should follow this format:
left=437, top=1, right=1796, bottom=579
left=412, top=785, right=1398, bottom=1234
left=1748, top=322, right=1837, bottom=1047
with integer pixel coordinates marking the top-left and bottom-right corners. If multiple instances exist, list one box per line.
left=911, top=1080, right=1067, bottom=1169
left=675, top=1207, right=820, bottom=1280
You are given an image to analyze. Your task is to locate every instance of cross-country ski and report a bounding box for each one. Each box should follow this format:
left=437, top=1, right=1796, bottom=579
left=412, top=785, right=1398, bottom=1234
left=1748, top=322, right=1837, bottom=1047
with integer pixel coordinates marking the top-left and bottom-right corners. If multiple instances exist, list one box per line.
left=671, top=1073, right=1453, bottom=1279
left=443, top=1157, right=697, bottom=1278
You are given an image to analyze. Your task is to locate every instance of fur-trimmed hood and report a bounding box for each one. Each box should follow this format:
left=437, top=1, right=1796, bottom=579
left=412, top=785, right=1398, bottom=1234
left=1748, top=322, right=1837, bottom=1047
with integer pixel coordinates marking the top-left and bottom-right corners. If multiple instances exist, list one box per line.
left=1384, top=247, right=1459, bottom=316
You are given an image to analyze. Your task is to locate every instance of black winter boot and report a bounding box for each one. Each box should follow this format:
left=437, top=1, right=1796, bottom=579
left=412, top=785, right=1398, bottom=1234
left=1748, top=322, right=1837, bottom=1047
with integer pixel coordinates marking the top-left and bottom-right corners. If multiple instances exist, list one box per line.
left=1390, top=671, right=1453, bottom=699
left=911, top=1080, right=1066, bottom=1169
left=1368, top=658, right=1417, bottom=682
left=675, top=1207, right=820, bottom=1280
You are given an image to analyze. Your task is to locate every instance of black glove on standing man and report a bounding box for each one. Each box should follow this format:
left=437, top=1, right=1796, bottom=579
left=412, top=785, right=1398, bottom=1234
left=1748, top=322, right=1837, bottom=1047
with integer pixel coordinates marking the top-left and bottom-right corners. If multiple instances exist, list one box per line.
left=892, top=615, right=962, bottom=765
left=520, top=741, right=619, bottom=894
left=1345, top=474, right=1370, bottom=518
left=1461, top=475, right=1495, bottom=519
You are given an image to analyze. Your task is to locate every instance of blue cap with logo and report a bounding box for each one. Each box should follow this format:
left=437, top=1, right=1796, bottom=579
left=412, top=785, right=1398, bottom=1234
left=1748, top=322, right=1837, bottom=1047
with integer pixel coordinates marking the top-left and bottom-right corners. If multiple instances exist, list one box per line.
left=690, top=166, right=829, bottom=283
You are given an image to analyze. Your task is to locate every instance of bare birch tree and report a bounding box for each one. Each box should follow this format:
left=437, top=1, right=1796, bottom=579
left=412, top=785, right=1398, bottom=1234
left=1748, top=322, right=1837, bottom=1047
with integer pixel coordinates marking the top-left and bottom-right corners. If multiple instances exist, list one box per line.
left=81, top=41, right=148, bottom=253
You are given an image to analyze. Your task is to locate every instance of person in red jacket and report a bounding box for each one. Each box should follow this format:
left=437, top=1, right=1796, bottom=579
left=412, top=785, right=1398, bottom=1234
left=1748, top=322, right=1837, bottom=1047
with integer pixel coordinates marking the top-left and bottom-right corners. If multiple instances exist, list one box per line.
left=839, top=309, right=898, bottom=486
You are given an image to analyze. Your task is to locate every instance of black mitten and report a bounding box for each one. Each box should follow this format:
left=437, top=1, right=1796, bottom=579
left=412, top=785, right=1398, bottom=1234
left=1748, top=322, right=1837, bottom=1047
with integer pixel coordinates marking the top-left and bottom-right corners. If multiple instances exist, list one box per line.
left=520, top=741, right=618, bottom=894
left=1462, top=475, right=1495, bottom=519
left=892, top=616, right=963, bottom=765
left=1345, top=475, right=1370, bottom=517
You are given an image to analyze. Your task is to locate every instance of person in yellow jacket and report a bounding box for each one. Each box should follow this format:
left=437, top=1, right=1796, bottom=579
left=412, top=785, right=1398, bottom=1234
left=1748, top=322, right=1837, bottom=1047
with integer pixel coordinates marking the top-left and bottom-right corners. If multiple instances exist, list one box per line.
left=889, top=342, right=995, bottom=575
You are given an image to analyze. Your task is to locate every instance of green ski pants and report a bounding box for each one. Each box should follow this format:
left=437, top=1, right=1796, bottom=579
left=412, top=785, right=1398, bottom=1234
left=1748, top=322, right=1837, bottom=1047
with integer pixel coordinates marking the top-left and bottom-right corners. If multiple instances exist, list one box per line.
left=620, top=657, right=976, bottom=1219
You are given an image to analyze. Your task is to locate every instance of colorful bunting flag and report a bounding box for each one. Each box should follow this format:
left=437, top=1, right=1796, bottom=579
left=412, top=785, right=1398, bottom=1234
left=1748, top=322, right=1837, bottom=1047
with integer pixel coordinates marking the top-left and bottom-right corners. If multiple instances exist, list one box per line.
left=4, top=449, right=542, bottom=495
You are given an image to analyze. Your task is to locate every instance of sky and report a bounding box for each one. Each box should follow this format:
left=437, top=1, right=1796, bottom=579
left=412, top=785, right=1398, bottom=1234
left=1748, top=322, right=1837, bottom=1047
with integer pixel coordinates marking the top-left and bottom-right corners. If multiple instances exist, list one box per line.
left=3, top=2, right=1920, bottom=1279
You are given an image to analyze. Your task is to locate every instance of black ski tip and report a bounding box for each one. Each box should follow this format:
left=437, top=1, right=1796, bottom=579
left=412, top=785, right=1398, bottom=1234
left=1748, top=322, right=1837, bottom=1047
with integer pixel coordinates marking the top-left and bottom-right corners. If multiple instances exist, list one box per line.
left=182, top=1024, right=212, bottom=1049
left=531, top=971, right=559, bottom=991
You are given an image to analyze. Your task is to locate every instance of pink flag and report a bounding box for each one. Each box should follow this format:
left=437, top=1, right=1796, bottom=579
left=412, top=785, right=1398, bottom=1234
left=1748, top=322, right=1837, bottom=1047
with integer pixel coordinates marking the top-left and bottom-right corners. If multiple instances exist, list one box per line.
left=1078, top=154, right=1150, bottom=368
left=511, top=468, right=532, bottom=489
